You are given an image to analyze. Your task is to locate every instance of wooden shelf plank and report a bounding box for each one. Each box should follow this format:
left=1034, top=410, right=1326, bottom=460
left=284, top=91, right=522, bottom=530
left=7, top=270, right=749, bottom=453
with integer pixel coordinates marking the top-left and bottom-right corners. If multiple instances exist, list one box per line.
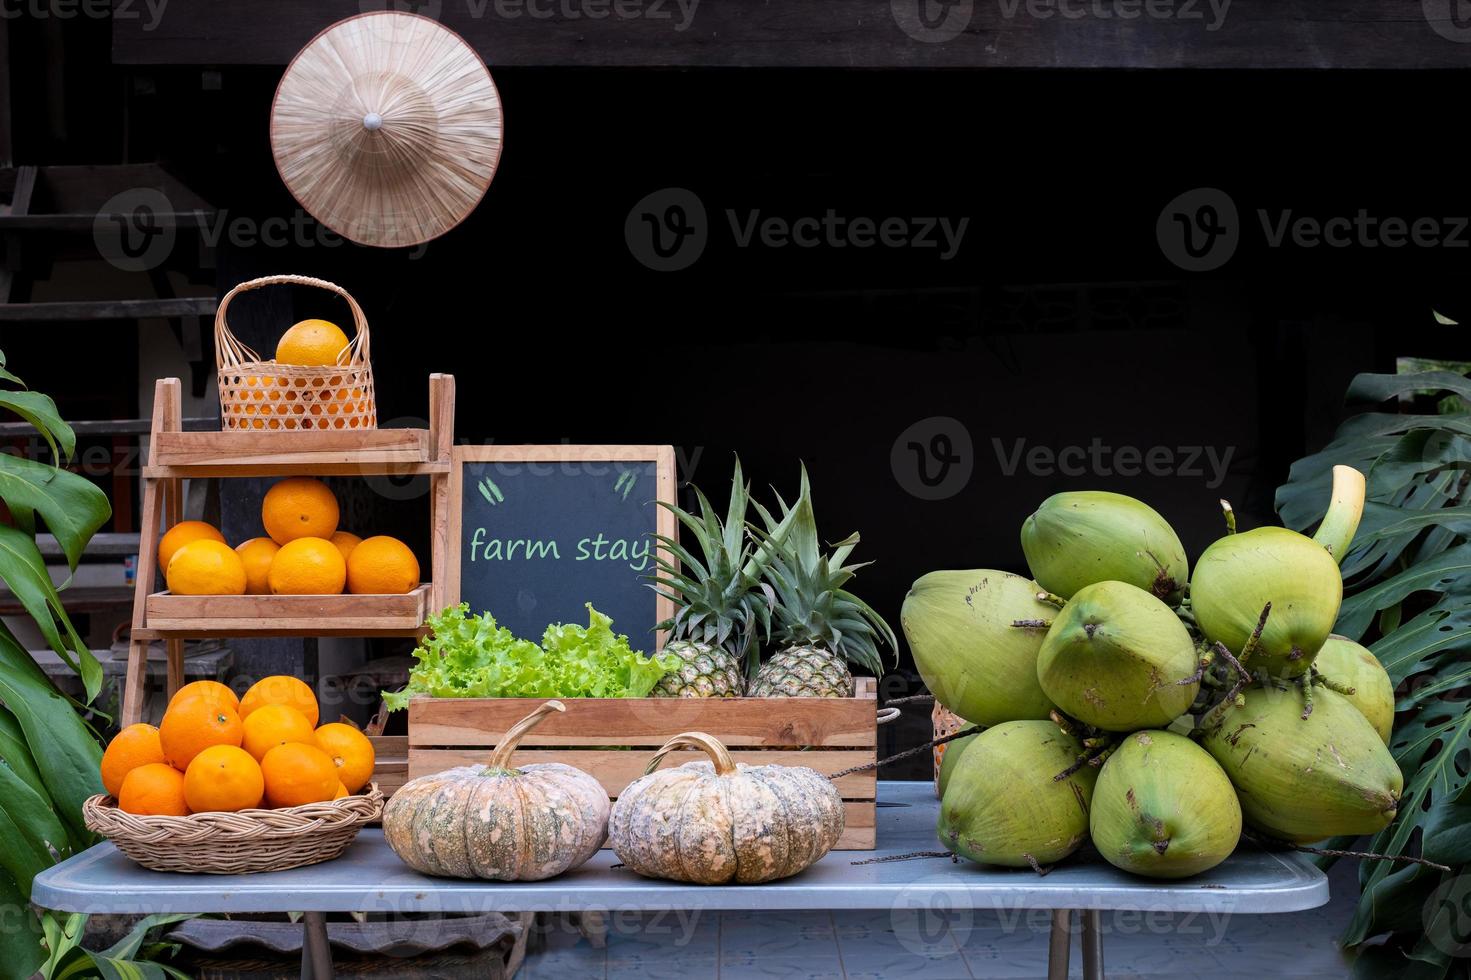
left=145, top=427, right=446, bottom=477
left=111, top=0, right=1463, bottom=70
left=142, top=584, right=431, bottom=636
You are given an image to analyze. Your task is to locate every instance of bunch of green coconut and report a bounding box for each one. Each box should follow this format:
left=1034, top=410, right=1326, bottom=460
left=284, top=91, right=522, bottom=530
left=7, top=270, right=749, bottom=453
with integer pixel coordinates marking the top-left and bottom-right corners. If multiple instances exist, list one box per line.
left=902, top=465, right=1402, bottom=879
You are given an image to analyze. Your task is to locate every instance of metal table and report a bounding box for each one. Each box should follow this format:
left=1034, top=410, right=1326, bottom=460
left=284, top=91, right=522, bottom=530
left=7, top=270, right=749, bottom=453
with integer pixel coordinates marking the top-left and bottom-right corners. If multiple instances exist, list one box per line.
left=33, top=781, right=1327, bottom=979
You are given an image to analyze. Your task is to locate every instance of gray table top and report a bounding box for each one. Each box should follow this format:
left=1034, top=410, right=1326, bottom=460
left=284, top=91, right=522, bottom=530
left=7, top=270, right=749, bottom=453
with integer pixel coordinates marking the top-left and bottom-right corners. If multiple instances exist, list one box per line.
left=33, top=782, right=1326, bottom=916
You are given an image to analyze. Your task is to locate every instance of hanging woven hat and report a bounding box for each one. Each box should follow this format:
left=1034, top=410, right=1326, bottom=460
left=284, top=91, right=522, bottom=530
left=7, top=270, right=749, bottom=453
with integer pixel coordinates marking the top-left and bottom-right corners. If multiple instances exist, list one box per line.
left=270, top=12, right=503, bottom=249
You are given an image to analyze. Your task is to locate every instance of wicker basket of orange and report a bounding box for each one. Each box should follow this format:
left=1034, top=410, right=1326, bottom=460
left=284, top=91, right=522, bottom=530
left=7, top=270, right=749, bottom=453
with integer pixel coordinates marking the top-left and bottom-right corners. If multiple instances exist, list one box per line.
left=85, top=677, right=382, bottom=873
left=216, top=274, right=376, bottom=432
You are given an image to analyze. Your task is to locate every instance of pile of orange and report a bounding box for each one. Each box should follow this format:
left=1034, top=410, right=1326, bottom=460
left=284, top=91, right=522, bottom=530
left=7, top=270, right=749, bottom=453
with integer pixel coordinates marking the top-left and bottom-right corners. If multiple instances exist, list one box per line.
left=160, top=478, right=419, bottom=597
left=101, top=676, right=376, bottom=816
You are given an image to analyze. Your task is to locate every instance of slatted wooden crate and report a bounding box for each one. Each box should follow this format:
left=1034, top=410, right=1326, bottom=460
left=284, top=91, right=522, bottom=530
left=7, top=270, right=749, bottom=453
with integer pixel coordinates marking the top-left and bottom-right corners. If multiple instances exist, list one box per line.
left=406, top=678, right=879, bottom=849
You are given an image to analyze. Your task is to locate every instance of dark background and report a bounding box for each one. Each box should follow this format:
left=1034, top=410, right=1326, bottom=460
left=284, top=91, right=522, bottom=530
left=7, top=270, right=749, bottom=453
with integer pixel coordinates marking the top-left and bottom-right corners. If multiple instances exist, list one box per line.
left=3, top=7, right=1468, bottom=676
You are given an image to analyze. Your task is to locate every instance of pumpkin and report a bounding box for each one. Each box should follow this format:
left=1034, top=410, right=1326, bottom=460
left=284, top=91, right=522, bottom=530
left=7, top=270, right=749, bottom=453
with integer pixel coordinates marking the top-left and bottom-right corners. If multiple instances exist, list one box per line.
left=382, top=700, right=608, bottom=880
left=609, top=731, right=844, bottom=884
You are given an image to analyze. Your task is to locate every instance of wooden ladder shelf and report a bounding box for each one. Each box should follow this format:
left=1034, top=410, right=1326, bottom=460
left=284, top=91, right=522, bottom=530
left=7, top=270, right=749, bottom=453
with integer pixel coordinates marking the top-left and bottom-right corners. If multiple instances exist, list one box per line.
left=121, top=373, right=455, bottom=726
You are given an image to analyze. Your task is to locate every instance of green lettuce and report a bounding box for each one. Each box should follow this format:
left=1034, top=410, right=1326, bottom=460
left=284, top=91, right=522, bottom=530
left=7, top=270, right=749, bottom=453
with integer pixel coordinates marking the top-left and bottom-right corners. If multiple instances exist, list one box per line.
left=384, top=603, right=676, bottom=709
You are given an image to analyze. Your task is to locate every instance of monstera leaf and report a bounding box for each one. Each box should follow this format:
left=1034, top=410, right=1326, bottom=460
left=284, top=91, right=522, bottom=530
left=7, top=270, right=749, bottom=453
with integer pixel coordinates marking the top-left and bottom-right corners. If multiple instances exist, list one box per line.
left=1276, top=370, right=1471, bottom=978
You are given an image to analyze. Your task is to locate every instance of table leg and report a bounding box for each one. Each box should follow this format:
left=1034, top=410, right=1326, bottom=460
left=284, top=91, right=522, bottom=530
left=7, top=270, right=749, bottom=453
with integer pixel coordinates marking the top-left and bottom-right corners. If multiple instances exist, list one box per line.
left=1081, top=908, right=1105, bottom=980
left=1047, top=909, right=1072, bottom=980
left=301, top=912, right=333, bottom=980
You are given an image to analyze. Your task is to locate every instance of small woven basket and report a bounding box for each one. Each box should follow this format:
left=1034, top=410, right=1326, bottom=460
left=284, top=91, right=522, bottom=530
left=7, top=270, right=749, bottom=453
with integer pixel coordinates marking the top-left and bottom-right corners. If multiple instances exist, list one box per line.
left=216, top=274, right=377, bottom=432
left=83, top=784, right=383, bottom=874
left=933, top=701, right=967, bottom=797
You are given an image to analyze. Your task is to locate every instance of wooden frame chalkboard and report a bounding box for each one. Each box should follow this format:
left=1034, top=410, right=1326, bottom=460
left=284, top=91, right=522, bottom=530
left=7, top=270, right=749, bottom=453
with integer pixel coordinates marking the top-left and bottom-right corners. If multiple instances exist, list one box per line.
left=447, top=445, right=676, bottom=651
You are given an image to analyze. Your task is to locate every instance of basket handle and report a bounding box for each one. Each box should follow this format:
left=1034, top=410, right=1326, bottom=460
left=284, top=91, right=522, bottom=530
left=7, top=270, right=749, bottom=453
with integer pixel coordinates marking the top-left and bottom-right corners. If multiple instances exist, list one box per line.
left=215, top=274, right=372, bottom=370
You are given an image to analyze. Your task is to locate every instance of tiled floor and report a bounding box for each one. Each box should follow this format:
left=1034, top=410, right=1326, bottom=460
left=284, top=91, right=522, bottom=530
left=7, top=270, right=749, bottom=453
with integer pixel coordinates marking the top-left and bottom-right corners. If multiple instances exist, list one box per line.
left=519, top=863, right=1359, bottom=978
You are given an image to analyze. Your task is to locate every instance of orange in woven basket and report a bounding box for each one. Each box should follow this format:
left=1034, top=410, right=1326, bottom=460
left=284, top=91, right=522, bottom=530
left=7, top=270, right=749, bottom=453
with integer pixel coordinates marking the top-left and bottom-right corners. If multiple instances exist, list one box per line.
left=215, top=275, right=377, bottom=431
left=185, top=745, right=265, bottom=813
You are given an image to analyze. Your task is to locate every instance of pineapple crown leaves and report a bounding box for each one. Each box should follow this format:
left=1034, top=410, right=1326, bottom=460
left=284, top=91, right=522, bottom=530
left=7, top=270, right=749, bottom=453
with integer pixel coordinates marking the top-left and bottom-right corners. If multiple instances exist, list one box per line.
left=647, top=456, right=776, bottom=657
left=750, top=465, right=898, bottom=677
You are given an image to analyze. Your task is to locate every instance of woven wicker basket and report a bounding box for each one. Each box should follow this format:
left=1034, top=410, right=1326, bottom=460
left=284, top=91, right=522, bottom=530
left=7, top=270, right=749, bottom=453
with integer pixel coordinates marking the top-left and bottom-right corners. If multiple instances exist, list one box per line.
left=932, top=701, right=967, bottom=797
left=83, top=784, right=383, bottom=874
left=216, top=274, right=377, bottom=432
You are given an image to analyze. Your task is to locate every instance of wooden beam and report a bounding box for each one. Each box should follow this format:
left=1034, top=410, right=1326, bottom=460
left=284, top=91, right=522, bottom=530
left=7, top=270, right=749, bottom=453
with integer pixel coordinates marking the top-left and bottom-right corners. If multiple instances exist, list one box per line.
left=112, top=0, right=1467, bottom=70
left=0, top=298, right=217, bottom=321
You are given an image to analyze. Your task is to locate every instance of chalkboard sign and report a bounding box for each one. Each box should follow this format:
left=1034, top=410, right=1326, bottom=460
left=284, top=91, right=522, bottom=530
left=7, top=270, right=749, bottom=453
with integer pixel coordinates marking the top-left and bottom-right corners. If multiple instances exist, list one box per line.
left=447, top=445, right=676, bottom=650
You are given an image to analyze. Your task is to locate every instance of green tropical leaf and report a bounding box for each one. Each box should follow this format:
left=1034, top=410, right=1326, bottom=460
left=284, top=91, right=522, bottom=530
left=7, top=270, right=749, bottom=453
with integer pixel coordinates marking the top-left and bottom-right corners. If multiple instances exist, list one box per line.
left=0, top=451, right=110, bottom=572
left=0, top=389, right=75, bottom=461
left=1346, top=370, right=1471, bottom=406
left=0, top=626, right=103, bottom=846
left=1336, top=543, right=1471, bottom=641
left=0, top=871, right=45, bottom=980
left=0, top=524, right=102, bottom=701
left=0, top=750, right=71, bottom=862
left=99, top=914, right=196, bottom=962
left=0, top=705, right=49, bottom=801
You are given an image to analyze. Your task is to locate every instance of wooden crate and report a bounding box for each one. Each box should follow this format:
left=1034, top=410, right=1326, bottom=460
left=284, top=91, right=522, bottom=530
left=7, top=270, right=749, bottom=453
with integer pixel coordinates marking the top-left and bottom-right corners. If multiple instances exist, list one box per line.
left=407, top=678, right=879, bottom=849
left=141, top=584, right=432, bottom=638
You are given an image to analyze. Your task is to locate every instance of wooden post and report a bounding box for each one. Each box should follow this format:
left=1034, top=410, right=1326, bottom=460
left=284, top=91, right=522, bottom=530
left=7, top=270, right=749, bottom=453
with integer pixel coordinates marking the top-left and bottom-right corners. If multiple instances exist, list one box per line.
left=427, top=373, right=454, bottom=614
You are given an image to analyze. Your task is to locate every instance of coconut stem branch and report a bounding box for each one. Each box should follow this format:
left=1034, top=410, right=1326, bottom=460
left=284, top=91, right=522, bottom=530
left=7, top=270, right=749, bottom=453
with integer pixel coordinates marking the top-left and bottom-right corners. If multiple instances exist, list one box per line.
left=1220, top=499, right=1237, bottom=535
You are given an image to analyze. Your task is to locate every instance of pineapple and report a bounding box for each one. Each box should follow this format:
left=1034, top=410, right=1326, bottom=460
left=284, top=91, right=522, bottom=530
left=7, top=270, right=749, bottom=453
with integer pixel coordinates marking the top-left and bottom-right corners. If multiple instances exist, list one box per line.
left=649, top=458, right=781, bottom=697
left=750, top=470, right=896, bottom=698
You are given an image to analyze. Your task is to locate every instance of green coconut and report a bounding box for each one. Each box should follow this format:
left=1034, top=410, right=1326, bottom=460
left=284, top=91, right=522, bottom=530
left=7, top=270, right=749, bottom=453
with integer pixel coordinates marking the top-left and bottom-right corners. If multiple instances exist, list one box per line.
left=901, top=570, right=1055, bottom=726
left=1313, top=635, right=1395, bottom=743
left=1191, top=527, right=1343, bottom=678
left=1191, top=466, right=1365, bottom=679
left=1201, top=685, right=1401, bottom=843
left=1090, top=730, right=1242, bottom=879
left=1020, top=491, right=1189, bottom=604
left=1035, top=581, right=1200, bottom=732
left=938, top=720, right=1096, bottom=868
left=937, top=730, right=978, bottom=799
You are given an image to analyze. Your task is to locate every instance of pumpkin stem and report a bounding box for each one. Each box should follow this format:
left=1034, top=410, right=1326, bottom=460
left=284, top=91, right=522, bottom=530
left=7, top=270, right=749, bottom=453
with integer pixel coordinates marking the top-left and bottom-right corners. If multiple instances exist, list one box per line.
left=645, top=732, right=737, bottom=777
left=488, top=700, right=566, bottom=771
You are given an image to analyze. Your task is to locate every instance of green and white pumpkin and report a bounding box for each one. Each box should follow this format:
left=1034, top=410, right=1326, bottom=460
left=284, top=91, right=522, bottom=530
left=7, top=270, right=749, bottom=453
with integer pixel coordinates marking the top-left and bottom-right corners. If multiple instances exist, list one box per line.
left=609, top=732, right=844, bottom=884
left=383, top=700, right=608, bottom=880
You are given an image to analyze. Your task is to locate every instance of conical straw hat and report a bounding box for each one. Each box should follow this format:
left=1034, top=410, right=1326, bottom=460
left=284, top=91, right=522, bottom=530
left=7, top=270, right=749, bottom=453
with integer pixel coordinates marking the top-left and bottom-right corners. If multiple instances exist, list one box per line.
left=271, top=12, right=503, bottom=249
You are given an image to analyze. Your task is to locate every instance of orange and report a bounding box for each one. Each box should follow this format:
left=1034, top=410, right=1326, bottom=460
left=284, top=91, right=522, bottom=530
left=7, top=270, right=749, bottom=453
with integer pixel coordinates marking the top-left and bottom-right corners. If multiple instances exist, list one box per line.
left=235, top=537, right=281, bottom=595
left=268, top=537, right=346, bottom=595
left=241, top=704, right=316, bottom=762
left=184, top=745, right=264, bottom=813
left=166, top=539, right=248, bottom=596
left=276, top=319, right=351, bottom=367
left=118, top=763, right=189, bottom=816
left=100, top=724, right=166, bottom=798
left=262, top=477, right=339, bottom=544
left=157, top=521, right=225, bottom=576
left=333, top=782, right=349, bottom=800
left=159, top=696, right=243, bottom=770
left=261, top=743, right=339, bottom=808
left=346, top=536, right=420, bottom=595
left=239, top=675, right=319, bottom=728
left=169, top=680, right=240, bottom=713
left=329, top=530, right=362, bottom=565
left=314, top=723, right=375, bottom=793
